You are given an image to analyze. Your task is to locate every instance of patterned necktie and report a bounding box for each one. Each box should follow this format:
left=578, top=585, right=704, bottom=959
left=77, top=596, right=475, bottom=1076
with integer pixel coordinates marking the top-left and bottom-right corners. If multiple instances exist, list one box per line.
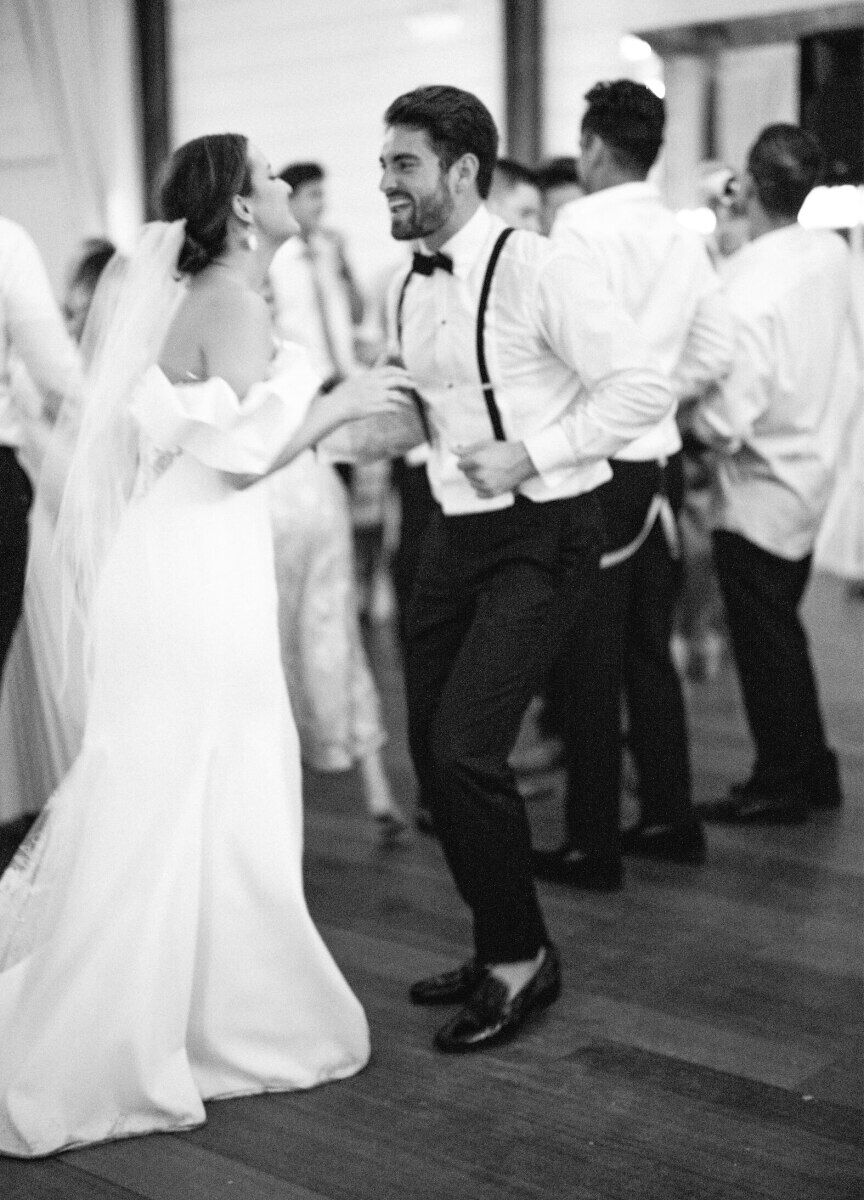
left=411, top=251, right=454, bottom=276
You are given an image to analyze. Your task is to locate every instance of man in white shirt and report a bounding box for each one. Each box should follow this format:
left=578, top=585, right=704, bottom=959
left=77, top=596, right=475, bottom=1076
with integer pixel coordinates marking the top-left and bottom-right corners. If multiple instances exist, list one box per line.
left=537, top=80, right=734, bottom=888
left=0, top=217, right=79, bottom=685
left=372, top=85, right=671, bottom=1053
left=694, top=124, right=850, bottom=823
left=268, top=162, right=362, bottom=388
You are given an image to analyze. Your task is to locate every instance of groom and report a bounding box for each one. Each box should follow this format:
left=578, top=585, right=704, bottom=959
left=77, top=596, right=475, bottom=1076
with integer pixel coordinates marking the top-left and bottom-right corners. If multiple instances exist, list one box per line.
left=370, top=86, right=671, bottom=1052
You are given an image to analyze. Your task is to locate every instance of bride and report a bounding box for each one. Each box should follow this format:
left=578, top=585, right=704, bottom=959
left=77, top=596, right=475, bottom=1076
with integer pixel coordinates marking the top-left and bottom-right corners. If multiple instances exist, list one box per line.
left=0, top=133, right=411, bottom=1158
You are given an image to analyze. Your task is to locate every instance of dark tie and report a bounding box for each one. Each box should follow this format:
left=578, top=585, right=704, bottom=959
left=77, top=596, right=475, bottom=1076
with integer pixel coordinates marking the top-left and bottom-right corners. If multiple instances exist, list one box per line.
left=412, top=251, right=453, bottom=277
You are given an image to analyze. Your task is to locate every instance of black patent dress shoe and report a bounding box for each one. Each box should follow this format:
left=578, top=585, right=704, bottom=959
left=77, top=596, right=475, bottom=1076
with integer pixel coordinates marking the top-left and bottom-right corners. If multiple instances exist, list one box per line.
left=697, top=784, right=807, bottom=825
left=434, top=944, right=562, bottom=1053
left=532, top=845, right=622, bottom=891
left=409, top=959, right=485, bottom=1006
left=620, top=818, right=706, bottom=864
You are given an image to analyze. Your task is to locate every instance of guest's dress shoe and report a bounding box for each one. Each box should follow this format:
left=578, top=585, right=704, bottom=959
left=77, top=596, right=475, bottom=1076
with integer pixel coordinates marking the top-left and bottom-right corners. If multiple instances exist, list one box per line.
left=620, top=817, right=706, bottom=864
left=409, top=959, right=485, bottom=1006
left=698, top=781, right=807, bottom=825
left=532, top=845, right=622, bottom=891
left=434, top=944, right=561, bottom=1053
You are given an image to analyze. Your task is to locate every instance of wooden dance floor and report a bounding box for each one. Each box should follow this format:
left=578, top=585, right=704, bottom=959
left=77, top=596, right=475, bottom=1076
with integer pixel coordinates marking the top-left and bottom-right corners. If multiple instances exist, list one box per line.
left=1, top=572, right=862, bottom=1199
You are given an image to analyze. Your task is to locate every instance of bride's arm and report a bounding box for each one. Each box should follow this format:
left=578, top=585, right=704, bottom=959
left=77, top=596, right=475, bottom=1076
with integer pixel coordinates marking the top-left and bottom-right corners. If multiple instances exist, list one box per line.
left=242, top=365, right=415, bottom=486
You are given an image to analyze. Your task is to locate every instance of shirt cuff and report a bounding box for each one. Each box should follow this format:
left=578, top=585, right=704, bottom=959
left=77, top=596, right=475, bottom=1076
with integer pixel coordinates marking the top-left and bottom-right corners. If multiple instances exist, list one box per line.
left=523, top=424, right=575, bottom=481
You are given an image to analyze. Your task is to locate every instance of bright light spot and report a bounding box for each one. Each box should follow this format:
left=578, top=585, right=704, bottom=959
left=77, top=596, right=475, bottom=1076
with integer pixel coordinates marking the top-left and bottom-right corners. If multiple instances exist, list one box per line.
left=798, top=184, right=864, bottom=229
left=676, top=207, right=717, bottom=236
left=406, top=13, right=465, bottom=43
left=646, top=78, right=666, bottom=99
left=620, top=34, right=654, bottom=62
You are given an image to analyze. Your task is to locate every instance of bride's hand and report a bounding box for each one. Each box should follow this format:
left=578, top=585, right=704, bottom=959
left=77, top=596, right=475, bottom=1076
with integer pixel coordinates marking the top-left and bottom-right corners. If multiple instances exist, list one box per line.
left=324, top=366, right=416, bottom=422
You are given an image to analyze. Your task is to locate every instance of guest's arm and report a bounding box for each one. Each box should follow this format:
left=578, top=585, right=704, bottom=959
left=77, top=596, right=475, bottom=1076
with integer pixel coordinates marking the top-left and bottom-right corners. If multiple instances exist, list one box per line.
left=523, top=245, right=674, bottom=478
left=689, top=312, right=772, bottom=452
left=673, top=281, right=735, bottom=404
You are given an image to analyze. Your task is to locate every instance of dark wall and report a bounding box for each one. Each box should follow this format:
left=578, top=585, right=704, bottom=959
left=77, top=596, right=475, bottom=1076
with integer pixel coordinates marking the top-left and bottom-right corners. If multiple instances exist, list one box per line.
left=800, top=29, right=864, bottom=184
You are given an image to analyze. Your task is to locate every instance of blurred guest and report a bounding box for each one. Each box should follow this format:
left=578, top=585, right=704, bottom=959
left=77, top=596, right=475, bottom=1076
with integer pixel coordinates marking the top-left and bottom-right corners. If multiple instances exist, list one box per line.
left=0, top=241, right=118, bottom=824
left=269, top=161, right=389, bottom=618
left=0, top=217, right=79, bottom=687
left=694, top=124, right=851, bottom=823
left=266, top=440, right=408, bottom=844
left=536, top=80, right=733, bottom=889
left=60, top=237, right=116, bottom=344
left=487, top=158, right=543, bottom=232
left=267, top=164, right=406, bottom=844
left=535, top=155, right=583, bottom=235
left=269, top=161, right=362, bottom=383
left=672, top=167, right=747, bottom=680
left=699, top=165, right=751, bottom=265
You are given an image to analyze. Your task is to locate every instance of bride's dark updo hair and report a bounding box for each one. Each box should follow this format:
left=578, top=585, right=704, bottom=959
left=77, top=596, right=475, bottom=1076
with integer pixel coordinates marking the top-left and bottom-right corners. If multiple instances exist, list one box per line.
left=159, top=133, right=252, bottom=275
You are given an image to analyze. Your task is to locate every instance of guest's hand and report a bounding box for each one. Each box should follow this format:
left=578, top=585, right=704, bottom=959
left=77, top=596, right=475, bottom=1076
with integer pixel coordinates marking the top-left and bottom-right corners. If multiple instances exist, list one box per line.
left=456, top=440, right=537, bottom=498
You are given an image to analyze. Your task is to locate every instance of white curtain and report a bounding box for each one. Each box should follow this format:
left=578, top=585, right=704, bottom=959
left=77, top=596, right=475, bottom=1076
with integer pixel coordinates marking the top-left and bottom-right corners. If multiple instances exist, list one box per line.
left=16, top=0, right=143, bottom=251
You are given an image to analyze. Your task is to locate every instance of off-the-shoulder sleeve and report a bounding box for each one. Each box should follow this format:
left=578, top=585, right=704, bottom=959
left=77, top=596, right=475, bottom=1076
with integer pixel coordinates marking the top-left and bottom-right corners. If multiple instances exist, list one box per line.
left=130, top=344, right=321, bottom=474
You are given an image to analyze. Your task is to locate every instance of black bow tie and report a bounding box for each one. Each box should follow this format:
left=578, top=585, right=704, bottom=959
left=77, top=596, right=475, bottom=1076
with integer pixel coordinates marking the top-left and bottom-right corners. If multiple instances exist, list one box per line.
left=412, top=251, right=453, bottom=276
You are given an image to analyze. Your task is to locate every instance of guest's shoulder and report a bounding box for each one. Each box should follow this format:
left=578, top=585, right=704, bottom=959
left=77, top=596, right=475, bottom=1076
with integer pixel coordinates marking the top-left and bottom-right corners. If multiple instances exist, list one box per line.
left=502, top=227, right=573, bottom=272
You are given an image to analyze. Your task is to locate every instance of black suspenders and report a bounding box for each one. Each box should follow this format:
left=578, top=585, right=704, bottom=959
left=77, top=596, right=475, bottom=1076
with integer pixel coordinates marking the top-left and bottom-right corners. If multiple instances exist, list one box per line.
left=474, top=227, right=513, bottom=440
left=396, top=226, right=515, bottom=443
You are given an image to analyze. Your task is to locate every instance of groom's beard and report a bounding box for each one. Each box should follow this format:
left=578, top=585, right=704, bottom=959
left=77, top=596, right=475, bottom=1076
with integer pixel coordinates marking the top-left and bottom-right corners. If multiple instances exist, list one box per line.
left=388, top=180, right=455, bottom=241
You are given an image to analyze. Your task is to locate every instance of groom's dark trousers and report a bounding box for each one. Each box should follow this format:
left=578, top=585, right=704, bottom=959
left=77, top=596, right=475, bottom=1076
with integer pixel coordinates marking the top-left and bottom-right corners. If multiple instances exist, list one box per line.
left=405, top=490, right=602, bottom=964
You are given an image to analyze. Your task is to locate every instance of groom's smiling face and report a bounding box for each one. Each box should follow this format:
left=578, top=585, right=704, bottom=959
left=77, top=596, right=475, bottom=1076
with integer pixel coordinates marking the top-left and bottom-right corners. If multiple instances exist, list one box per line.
left=379, top=126, right=455, bottom=242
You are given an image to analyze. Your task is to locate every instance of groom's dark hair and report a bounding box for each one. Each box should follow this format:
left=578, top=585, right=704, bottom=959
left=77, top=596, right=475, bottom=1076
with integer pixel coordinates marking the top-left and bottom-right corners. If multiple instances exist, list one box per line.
left=384, top=85, right=499, bottom=199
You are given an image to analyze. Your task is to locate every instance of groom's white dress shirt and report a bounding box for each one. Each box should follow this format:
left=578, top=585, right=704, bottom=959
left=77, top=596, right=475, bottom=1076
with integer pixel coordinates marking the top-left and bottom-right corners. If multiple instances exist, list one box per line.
left=386, top=205, right=672, bottom=515
left=552, top=182, right=734, bottom=463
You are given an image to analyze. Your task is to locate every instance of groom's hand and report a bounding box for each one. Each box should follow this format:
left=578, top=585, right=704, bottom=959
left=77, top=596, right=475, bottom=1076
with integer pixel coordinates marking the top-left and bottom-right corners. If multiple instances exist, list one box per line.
left=456, top=440, right=537, bottom=498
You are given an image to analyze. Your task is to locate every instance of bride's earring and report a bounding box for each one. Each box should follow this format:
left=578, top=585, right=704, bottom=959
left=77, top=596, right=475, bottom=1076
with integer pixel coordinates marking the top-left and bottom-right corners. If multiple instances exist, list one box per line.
left=242, top=227, right=259, bottom=252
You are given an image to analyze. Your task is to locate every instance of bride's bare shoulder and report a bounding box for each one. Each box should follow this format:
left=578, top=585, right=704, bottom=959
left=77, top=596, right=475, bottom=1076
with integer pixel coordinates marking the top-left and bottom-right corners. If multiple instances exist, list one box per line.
left=160, top=276, right=272, bottom=392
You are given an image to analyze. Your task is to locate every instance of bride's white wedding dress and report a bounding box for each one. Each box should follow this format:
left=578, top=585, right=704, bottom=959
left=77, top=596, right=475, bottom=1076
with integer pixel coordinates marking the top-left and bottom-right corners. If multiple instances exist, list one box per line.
left=0, top=343, right=370, bottom=1158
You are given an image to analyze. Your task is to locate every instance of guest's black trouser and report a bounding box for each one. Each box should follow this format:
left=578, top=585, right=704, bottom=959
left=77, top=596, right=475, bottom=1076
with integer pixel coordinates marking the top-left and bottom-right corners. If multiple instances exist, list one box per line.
left=712, top=529, right=834, bottom=797
left=391, top=457, right=436, bottom=653
left=406, top=492, right=602, bottom=964
left=0, top=446, right=33, bottom=687
left=552, top=454, right=692, bottom=855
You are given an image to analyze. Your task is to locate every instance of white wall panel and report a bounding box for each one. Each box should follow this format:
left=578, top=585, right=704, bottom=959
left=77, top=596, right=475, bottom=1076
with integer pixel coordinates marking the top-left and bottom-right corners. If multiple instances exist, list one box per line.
left=171, top=0, right=504, bottom=288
